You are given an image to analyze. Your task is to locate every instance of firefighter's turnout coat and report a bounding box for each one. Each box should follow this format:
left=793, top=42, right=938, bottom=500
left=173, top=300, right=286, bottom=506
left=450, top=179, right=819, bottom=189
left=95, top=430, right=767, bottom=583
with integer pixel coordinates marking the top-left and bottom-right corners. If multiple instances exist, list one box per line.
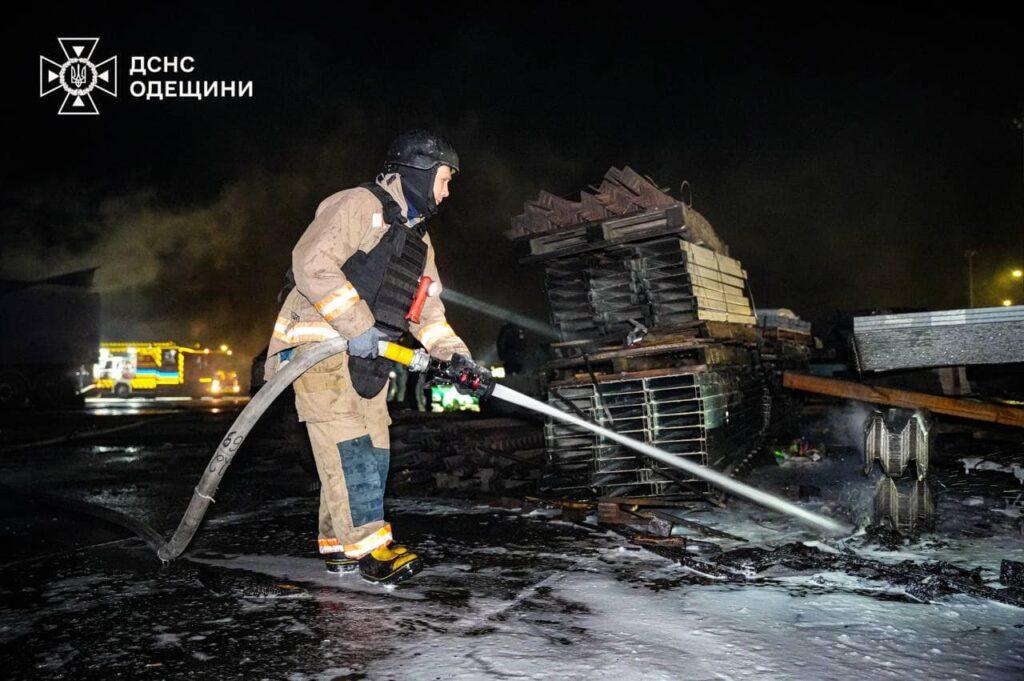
left=264, top=172, right=469, bottom=558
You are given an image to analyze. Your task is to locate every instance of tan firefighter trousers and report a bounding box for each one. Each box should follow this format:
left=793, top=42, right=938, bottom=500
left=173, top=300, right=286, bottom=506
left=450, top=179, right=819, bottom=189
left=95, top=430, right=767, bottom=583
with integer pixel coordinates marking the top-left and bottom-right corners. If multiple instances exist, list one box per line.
left=291, top=345, right=394, bottom=558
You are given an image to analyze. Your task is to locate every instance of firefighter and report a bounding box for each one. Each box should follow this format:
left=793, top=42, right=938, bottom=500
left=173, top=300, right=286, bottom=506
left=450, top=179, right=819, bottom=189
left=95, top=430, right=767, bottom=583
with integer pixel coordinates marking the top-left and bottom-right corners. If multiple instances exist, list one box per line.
left=264, top=130, right=473, bottom=585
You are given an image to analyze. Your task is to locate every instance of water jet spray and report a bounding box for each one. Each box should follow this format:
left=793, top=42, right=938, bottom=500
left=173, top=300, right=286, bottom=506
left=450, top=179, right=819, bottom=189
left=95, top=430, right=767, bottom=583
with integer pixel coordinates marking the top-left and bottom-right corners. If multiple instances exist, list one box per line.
left=155, top=341, right=848, bottom=562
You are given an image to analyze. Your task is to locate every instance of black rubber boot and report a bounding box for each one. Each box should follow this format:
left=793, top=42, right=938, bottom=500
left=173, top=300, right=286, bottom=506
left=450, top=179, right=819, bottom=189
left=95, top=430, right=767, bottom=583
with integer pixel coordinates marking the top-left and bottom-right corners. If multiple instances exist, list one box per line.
left=358, top=544, right=423, bottom=586
left=325, top=555, right=358, bottom=574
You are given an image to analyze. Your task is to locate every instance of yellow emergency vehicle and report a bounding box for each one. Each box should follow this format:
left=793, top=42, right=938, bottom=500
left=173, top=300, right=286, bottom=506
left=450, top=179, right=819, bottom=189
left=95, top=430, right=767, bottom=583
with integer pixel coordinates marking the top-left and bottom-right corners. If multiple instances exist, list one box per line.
left=93, top=342, right=240, bottom=397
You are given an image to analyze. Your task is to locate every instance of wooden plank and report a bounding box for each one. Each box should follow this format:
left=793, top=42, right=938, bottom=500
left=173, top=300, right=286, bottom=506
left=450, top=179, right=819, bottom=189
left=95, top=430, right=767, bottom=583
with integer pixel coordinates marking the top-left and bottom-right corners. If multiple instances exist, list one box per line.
left=544, top=338, right=711, bottom=369
left=678, top=240, right=721, bottom=269
left=696, top=309, right=728, bottom=323
left=528, top=225, right=590, bottom=255
left=597, top=496, right=706, bottom=508
left=633, top=535, right=687, bottom=548
left=713, top=253, right=745, bottom=279
left=782, top=372, right=1024, bottom=428
left=696, top=309, right=756, bottom=325
left=679, top=240, right=747, bottom=278
left=548, top=364, right=710, bottom=388
left=684, top=263, right=747, bottom=289
left=612, top=353, right=704, bottom=374
left=697, top=321, right=758, bottom=342
left=690, top=285, right=750, bottom=308
left=521, top=208, right=688, bottom=263
left=646, top=509, right=748, bottom=541
left=600, top=205, right=683, bottom=241
left=597, top=501, right=632, bottom=525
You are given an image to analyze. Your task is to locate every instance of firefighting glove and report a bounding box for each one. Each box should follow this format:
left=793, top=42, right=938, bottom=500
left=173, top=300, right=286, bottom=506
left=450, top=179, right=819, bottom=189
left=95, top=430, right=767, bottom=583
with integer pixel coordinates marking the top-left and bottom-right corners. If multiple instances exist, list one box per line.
left=347, top=326, right=386, bottom=359
left=449, top=353, right=494, bottom=399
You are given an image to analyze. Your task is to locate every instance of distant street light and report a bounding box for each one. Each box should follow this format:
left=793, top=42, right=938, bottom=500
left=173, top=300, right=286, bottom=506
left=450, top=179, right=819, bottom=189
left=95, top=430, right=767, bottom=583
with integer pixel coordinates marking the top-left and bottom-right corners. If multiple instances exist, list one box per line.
left=1002, top=299, right=1014, bottom=306
left=1013, top=269, right=1023, bottom=278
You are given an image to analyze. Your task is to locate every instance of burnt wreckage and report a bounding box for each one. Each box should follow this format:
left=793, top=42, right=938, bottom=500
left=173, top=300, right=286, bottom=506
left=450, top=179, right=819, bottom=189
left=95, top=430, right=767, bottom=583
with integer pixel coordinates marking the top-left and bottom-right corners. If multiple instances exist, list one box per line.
left=508, top=167, right=810, bottom=501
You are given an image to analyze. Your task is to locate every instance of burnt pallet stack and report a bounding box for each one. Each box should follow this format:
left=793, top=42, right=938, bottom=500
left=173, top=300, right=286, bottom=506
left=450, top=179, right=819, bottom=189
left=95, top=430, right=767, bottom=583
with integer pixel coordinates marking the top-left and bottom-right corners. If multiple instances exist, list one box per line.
left=511, top=167, right=774, bottom=502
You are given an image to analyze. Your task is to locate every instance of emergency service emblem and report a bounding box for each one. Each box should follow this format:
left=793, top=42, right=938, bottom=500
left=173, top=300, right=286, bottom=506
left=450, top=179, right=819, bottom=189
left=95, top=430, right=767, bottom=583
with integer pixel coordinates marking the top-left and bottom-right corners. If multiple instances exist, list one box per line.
left=39, top=38, right=117, bottom=115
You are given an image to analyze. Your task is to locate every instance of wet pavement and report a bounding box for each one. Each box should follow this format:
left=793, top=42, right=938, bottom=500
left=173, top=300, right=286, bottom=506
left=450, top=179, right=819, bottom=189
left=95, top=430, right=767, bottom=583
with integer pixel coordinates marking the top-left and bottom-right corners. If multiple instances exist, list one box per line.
left=1, top=403, right=1023, bottom=679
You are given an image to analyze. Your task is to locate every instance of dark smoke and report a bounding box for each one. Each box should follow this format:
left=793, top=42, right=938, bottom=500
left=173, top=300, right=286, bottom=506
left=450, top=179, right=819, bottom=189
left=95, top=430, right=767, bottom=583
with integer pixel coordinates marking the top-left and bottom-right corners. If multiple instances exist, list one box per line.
left=3, top=6, right=1022, bottom=367
left=0, top=122, right=549, bottom=364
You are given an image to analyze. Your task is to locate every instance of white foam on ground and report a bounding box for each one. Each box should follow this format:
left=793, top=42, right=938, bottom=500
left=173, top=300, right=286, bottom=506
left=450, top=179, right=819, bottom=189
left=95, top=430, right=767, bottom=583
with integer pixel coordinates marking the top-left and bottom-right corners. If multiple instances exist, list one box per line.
left=365, top=558, right=1024, bottom=680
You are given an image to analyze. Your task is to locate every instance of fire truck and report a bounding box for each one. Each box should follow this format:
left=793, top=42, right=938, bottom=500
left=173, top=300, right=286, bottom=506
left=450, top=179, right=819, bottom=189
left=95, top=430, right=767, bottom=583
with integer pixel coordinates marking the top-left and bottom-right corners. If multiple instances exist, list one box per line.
left=93, top=342, right=240, bottom=398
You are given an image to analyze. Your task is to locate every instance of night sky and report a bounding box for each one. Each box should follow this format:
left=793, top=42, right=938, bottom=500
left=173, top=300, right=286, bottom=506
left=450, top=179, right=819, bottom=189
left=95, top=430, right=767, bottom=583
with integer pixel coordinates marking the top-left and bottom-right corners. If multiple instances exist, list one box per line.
left=3, top=5, right=1022, bottom=362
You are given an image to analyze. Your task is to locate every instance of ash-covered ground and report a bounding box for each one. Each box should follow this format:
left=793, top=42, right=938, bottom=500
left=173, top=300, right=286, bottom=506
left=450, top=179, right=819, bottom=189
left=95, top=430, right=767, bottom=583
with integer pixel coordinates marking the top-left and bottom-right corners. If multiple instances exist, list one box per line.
left=1, top=399, right=1022, bottom=679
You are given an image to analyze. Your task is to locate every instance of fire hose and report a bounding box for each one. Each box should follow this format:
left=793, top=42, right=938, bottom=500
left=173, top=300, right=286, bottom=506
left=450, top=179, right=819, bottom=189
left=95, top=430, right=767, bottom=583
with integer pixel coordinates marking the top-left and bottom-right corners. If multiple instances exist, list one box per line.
left=156, top=336, right=349, bottom=561
left=156, top=339, right=848, bottom=563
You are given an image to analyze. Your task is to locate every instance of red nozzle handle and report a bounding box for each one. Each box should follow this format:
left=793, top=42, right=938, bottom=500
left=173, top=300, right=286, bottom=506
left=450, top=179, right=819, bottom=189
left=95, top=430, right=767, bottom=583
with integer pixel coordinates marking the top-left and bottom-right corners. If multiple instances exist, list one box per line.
left=405, top=275, right=433, bottom=324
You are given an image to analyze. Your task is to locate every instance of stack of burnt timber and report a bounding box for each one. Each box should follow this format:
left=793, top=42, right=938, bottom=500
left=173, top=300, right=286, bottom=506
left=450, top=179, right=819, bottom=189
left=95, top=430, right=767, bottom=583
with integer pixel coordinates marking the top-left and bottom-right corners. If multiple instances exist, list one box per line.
left=510, top=168, right=787, bottom=501
left=513, top=167, right=754, bottom=343
left=756, top=307, right=812, bottom=367
left=541, top=236, right=755, bottom=341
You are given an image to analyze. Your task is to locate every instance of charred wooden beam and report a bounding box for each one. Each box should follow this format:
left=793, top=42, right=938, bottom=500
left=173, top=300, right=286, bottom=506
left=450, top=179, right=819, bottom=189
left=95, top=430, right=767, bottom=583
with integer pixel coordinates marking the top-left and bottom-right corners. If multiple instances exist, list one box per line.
left=782, top=372, right=1024, bottom=428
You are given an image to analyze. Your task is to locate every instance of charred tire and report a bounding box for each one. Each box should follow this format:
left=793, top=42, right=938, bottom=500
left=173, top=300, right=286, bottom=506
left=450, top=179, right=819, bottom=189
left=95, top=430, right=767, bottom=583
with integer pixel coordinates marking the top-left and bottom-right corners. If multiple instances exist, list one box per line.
left=113, top=383, right=132, bottom=398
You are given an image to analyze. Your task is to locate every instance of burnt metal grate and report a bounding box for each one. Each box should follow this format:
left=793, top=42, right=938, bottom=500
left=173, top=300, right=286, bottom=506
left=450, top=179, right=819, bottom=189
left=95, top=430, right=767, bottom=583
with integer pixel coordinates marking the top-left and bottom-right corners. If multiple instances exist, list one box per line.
left=542, top=368, right=763, bottom=499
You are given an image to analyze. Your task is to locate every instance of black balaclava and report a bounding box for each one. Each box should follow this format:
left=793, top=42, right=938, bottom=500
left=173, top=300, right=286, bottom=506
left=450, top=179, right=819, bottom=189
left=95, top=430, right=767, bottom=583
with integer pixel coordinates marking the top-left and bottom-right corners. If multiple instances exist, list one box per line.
left=393, top=165, right=438, bottom=220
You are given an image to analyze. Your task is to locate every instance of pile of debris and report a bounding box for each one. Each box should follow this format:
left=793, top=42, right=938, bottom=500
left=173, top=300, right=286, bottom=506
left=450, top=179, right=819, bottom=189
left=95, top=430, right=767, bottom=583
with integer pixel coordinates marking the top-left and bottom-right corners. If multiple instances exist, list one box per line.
left=388, top=416, right=545, bottom=496
left=510, top=168, right=812, bottom=501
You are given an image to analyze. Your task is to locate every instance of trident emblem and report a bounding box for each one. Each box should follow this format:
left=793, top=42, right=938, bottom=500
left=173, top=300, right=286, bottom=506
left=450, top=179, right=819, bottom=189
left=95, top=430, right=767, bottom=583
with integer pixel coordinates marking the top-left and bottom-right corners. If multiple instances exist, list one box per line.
left=69, top=62, right=88, bottom=88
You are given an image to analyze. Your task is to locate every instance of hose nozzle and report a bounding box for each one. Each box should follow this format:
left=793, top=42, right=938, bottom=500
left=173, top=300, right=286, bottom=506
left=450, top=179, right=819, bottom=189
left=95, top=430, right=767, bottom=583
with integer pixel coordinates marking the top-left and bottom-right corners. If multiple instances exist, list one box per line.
left=428, top=353, right=494, bottom=399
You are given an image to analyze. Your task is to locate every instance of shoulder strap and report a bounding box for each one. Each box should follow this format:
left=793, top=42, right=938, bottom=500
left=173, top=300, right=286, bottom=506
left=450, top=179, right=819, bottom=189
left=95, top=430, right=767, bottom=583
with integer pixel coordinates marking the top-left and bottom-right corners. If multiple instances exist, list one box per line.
left=280, top=183, right=419, bottom=298
left=360, top=182, right=408, bottom=229
left=360, top=181, right=428, bottom=237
